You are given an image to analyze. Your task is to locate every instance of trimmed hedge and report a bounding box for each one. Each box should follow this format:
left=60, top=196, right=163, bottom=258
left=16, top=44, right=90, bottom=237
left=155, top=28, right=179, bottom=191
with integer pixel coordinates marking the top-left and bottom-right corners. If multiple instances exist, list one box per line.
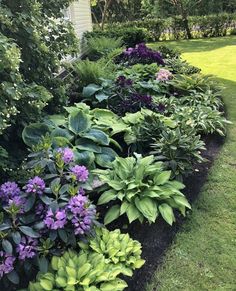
left=86, top=13, right=236, bottom=46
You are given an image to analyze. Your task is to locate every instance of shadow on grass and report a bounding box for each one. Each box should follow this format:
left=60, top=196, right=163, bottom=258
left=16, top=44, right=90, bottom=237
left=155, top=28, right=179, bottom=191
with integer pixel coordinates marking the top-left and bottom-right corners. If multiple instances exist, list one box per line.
left=149, top=36, right=236, bottom=54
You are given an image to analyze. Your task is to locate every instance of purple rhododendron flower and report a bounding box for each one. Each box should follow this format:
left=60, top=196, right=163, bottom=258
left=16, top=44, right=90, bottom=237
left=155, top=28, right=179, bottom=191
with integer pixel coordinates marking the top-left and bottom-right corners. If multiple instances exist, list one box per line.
left=24, top=176, right=45, bottom=195
left=35, top=202, right=48, bottom=219
left=0, top=251, right=15, bottom=278
left=16, top=236, right=38, bottom=261
left=44, top=208, right=67, bottom=230
left=7, top=196, right=26, bottom=213
left=67, top=194, right=96, bottom=235
left=156, top=69, right=172, bottom=81
left=70, top=165, right=89, bottom=182
left=58, top=147, right=74, bottom=164
left=0, top=181, right=20, bottom=202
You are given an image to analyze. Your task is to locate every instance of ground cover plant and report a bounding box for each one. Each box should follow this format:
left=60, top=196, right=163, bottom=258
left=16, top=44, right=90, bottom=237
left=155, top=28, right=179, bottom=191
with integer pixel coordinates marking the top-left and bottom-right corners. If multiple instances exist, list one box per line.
left=0, top=30, right=230, bottom=291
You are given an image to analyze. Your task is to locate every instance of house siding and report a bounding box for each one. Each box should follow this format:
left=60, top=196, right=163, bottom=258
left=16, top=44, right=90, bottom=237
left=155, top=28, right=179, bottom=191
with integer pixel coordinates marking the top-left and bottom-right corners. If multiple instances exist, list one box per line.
left=69, top=0, right=93, bottom=39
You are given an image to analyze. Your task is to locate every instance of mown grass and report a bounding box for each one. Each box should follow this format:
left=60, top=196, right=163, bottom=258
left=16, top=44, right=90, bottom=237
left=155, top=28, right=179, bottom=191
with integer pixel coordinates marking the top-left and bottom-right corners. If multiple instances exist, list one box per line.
left=146, top=36, right=236, bottom=291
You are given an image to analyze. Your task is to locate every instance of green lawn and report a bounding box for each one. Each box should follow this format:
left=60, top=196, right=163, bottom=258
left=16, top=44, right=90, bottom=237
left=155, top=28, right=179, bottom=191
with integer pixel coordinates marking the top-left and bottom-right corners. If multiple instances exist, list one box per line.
left=147, top=36, right=236, bottom=291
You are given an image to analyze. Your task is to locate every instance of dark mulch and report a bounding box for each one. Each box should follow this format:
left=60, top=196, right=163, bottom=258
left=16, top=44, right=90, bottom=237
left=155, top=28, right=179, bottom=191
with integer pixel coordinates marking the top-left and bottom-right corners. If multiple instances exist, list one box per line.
left=108, top=134, right=224, bottom=291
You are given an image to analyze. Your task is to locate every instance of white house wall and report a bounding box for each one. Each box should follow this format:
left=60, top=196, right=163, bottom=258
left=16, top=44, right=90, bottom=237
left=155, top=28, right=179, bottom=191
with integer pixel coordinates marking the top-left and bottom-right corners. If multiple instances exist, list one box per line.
left=69, top=0, right=93, bottom=39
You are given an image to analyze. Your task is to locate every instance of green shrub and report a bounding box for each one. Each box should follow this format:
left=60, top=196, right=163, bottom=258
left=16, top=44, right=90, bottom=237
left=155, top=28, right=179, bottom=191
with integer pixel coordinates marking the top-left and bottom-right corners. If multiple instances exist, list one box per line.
left=28, top=228, right=145, bottom=291
left=22, top=103, right=127, bottom=169
left=28, top=249, right=128, bottom=291
left=83, top=27, right=148, bottom=47
left=79, top=228, right=145, bottom=273
left=119, top=63, right=159, bottom=82
left=94, top=154, right=191, bottom=225
left=69, top=59, right=115, bottom=89
left=151, top=128, right=206, bottom=179
left=0, top=33, right=52, bottom=177
left=83, top=36, right=123, bottom=61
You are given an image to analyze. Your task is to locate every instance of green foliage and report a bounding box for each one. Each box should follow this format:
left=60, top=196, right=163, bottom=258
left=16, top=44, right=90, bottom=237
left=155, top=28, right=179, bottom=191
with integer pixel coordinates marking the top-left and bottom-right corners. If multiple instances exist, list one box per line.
left=102, top=13, right=236, bottom=41
left=28, top=249, right=128, bottom=291
left=22, top=104, right=127, bottom=169
left=0, top=0, right=78, bottom=104
left=119, top=63, right=159, bottom=82
left=170, top=74, right=220, bottom=95
left=83, top=36, right=123, bottom=61
left=173, top=105, right=230, bottom=136
left=94, top=154, right=191, bottom=225
left=83, top=27, right=148, bottom=47
left=28, top=227, right=144, bottom=290
left=69, top=59, right=114, bottom=89
left=122, top=109, right=177, bottom=151
left=151, top=128, right=206, bottom=178
left=79, top=228, right=145, bottom=273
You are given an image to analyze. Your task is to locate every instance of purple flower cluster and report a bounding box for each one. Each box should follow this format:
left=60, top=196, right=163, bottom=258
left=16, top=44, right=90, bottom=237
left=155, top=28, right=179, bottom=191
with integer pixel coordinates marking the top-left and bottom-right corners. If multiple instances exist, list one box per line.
left=58, top=147, right=74, bottom=164
left=0, top=182, right=20, bottom=202
left=44, top=208, right=67, bottom=230
left=116, top=76, right=133, bottom=87
left=0, top=251, right=15, bottom=278
left=24, top=176, right=45, bottom=195
left=67, top=193, right=96, bottom=235
left=16, top=236, right=38, bottom=261
left=70, top=165, right=89, bottom=182
left=122, top=43, right=164, bottom=65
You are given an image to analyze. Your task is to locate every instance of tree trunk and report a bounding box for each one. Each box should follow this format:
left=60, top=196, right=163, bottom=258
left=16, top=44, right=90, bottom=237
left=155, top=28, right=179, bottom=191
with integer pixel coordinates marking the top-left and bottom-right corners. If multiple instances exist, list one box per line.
left=182, top=17, right=192, bottom=39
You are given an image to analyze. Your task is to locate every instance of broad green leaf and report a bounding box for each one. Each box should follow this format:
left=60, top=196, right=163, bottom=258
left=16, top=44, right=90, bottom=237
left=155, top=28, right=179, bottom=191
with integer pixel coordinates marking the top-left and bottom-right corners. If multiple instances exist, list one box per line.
left=77, top=263, right=91, bottom=280
left=159, top=203, right=175, bottom=225
left=40, top=279, right=53, bottom=290
left=95, top=147, right=117, bottom=168
left=82, top=129, right=109, bottom=145
left=55, top=276, right=67, bottom=287
left=120, top=201, right=130, bottom=215
left=74, top=150, right=95, bottom=166
left=98, top=190, right=117, bottom=205
left=82, top=84, right=101, bottom=97
left=38, top=257, right=49, bottom=273
left=22, top=123, right=50, bottom=147
left=19, top=226, right=40, bottom=238
left=107, top=180, right=124, bottom=191
left=69, top=111, right=91, bottom=134
left=2, top=239, right=13, bottom=254
left=7, top=270, right=19, bottom=285
left=76, top=138, right=102, bottom=153
left=173, top=195, right=191, bottom=209
left=135, top=197, right=158, bottom=223
left=95, top=92, right=109, bottom=102
left=100, top=279, right=128, bottom=291
left=51, top=128, right=73, bottom=141
left=154, top=171, right=171, bottom=185
left=126, top=204, right=141, bottom=223
left=104, top=205, right=120, bottom=225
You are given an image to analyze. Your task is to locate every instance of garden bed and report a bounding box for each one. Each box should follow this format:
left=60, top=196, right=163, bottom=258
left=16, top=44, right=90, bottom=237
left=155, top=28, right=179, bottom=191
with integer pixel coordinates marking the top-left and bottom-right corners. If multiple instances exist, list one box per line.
left=0, top=35, right=230, bottom=291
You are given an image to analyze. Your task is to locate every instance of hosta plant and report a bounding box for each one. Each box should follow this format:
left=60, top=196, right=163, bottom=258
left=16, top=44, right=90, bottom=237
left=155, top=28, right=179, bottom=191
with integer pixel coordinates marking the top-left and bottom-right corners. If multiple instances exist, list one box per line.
left=28, top=249, right=128, bottom=291
left=150, top=127, right=206, bottom=179
left=79, top=228, right=145, bottom=275
left=22, top=105, right=122, bottom=169
left=173, top=105, right=230, bottom=136
left=93, top=154, right=191, bottom=225
left=0, top=143, right=97, bottom=287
